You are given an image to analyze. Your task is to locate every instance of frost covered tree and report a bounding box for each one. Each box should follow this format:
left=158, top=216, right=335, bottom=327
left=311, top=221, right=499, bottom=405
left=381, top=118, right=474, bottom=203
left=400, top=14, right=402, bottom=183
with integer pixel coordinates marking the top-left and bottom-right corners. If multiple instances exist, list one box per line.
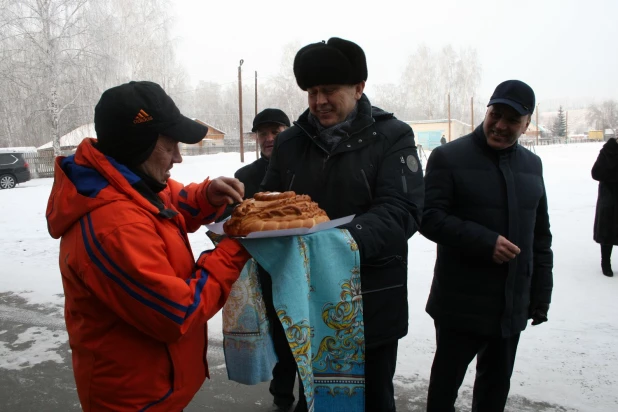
left=552, top=106, right=567, bottom=138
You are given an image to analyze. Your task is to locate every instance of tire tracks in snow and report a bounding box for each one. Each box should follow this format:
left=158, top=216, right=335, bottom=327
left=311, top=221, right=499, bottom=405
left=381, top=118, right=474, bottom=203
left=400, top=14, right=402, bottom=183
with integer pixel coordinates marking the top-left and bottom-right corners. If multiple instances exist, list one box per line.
left=0, top=304, right=65, bottom=330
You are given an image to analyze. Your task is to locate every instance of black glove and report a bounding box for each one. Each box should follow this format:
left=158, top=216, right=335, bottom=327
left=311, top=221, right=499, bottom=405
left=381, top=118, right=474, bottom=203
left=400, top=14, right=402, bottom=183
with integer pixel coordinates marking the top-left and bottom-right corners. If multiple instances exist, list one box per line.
left=205, top=230, right=227, bottom=246
left=529, top=303, right=549, bottom=326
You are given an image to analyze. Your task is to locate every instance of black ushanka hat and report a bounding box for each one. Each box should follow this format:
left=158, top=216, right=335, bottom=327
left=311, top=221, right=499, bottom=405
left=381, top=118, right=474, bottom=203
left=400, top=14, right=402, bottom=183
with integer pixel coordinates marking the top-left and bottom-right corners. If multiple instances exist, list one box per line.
left=293, top=37, right=368, bottom=91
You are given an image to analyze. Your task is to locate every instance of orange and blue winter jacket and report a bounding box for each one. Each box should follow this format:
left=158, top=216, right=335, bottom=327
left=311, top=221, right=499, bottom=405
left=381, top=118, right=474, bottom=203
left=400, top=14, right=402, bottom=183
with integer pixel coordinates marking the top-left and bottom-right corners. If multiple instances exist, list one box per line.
left=46, top=138, right=249, bottom=411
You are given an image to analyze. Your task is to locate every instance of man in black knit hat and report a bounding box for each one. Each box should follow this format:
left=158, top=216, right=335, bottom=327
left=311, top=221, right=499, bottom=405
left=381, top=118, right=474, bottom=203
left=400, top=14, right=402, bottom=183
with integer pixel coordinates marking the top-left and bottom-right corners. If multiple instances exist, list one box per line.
left=236, top=108, right=290, bottom=199
left=215, top=109, right=290, bottom=224
left=259, top=37, right=424, bottom=412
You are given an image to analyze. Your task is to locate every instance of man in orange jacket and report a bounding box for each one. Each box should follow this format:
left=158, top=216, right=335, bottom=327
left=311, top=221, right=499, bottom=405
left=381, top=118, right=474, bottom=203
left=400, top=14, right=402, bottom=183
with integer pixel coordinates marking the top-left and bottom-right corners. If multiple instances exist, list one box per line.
left=46, top=81, right=250, bottom=411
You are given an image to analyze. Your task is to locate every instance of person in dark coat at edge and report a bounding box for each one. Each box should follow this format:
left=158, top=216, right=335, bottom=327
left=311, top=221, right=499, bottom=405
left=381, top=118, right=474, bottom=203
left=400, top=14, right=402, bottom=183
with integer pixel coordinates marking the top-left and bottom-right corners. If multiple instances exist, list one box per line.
left=591, top=136, right=618, bottom=277
left=259, top=37, right=424, bottom=412
left=215, top=109, right=291, bottom=223
left=421, top=80, right=554, bottom=412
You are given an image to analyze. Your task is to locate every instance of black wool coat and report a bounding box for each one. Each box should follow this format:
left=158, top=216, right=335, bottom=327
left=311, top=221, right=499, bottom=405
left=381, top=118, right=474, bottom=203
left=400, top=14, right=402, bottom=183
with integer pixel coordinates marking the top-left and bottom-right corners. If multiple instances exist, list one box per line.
left=592, top=138, right=618, bottom=245
left=261, top=94, right=425, bottom=347
left=216, top=155, right=269, bottom=222
left=421, top=124, right=553, bottom=337
left=235, top=155, right=269, bottom=199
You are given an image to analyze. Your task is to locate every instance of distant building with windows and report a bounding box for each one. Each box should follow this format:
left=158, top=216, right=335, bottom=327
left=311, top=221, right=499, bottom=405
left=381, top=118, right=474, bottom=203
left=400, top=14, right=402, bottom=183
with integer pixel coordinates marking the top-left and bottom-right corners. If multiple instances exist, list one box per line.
left=404, top=119, right=472, bottom=150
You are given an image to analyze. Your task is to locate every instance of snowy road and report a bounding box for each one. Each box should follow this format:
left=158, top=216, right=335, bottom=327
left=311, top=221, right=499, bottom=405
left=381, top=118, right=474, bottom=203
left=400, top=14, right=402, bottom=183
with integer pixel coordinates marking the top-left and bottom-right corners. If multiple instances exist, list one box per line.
left=0, top=293, right=573, bottom=411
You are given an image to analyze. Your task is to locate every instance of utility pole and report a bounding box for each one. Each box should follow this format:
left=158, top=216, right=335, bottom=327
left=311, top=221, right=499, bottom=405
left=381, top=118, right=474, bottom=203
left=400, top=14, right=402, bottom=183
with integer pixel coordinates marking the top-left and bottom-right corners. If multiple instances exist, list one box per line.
left=448, top=93, right=451, bottom=141
left=255, top=71, right=259, bottom=159
left=470, top=96, right=474, bottom=132
left=536, top=103, right=541, bottom=146
left=238, top=59, right=244, bottom=163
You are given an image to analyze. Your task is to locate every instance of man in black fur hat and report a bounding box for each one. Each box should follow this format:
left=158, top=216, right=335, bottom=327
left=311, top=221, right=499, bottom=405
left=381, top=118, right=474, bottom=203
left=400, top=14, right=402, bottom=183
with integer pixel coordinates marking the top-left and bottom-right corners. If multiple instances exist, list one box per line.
left=259, top=37, right=424, bottom=412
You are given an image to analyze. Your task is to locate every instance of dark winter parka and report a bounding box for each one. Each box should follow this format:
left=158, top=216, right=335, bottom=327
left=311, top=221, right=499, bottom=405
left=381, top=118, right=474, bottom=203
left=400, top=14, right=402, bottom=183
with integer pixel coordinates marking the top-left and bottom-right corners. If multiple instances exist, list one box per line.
left=421, top=124, right=553, bottom=337
left=261, top=94, right=424, bottom=347
left=236, top=155, right=269, bottom=199
left=216, top=155, right=269, bottom=222
left=592, top=138, right=618, bottom=245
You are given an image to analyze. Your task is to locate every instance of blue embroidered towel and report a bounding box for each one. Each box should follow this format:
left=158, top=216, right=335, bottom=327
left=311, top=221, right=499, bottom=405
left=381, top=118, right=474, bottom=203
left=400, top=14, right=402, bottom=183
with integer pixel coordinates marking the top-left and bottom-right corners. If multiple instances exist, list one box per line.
left=222, top=258, right=277, bottom=385
left=241, top=228, right=364, bottom=412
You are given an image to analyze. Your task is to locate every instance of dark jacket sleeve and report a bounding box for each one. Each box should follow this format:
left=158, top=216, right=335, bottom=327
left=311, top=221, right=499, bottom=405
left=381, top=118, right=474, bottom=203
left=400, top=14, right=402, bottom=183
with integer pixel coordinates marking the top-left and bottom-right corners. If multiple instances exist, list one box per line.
left=341, top=124, right=424, bottom=261
left=421, top=147, right=499, bottom=258
left=216, top=163, right=261, bottom=222
left=531, top=171, right=553, bottom=305
left=591, top=138, right=618, bottom=182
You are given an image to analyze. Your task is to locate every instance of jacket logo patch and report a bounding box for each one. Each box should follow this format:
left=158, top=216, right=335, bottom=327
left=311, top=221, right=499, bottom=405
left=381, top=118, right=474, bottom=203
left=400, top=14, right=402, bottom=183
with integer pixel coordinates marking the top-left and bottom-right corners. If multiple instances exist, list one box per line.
left=406, top=155, right=419, bottom=173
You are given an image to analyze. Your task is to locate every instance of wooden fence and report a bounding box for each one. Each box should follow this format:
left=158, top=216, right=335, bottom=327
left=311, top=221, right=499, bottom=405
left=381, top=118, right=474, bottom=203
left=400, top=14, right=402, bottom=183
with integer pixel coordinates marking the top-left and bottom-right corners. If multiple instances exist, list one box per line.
left=22, top=151, right=56, bottom=178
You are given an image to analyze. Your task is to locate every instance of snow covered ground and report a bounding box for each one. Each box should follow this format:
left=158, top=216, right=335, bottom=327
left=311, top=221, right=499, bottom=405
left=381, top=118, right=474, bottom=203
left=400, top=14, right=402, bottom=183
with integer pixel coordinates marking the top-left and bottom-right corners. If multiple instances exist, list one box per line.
left=0, top=143, right=616, bottom=411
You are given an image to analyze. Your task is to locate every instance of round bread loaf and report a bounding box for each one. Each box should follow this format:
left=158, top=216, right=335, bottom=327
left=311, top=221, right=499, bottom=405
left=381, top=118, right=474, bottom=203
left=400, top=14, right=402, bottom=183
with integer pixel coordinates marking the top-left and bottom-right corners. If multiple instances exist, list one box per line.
left=223, top=191, right=329, bottom=237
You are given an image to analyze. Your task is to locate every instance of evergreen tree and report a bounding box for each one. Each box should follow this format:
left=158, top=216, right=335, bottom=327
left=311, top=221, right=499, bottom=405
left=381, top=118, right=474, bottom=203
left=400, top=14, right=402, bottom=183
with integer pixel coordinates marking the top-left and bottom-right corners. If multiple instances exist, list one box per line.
left=552, top=106, right=567, bottom=137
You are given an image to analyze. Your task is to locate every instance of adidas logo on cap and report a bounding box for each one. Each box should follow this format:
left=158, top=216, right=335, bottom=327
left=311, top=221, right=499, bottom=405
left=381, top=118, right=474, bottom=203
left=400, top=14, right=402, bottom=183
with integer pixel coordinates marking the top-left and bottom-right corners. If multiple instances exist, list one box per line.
left=133, top=109, right=153, bottom=124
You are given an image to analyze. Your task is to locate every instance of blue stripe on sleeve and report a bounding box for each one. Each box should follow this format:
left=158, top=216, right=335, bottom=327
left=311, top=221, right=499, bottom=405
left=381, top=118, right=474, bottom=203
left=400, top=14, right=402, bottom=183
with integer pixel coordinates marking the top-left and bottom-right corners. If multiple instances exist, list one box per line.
left=185, top=269, right=209, bottom=318
left=86, top=214, right=189, bottom=313
left=80, top=217, right=184, bottom=325
left=179, top=189, right=188, bottom=198
left=178, top=201, right=200, bottom=217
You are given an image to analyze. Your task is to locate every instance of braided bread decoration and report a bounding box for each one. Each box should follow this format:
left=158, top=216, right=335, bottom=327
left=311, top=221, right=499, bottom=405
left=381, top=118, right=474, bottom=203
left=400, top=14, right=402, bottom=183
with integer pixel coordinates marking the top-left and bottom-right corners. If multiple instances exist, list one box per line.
left=223, top=191, right=330, bottom=237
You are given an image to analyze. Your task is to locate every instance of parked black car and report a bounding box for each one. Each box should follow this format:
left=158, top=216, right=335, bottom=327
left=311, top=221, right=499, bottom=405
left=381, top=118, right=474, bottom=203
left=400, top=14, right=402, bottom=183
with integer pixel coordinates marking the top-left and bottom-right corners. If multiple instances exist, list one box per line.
left=0, top=153, right=31, bottom=189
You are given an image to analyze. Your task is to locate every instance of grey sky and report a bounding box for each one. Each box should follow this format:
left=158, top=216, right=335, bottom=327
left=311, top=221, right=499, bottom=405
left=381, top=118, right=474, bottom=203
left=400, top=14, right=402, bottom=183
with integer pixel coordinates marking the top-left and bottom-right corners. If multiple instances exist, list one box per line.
left=172, top=0, right=617, bottom=104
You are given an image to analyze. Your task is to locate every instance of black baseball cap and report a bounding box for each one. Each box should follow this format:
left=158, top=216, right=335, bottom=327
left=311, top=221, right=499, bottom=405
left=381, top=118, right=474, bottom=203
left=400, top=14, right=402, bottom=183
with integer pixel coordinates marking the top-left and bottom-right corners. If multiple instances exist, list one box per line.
left=95, top=81, right=208, bottom=166
left=487, top=80, right=535, bottom=116
left=252, top=108, right=291, bottom=133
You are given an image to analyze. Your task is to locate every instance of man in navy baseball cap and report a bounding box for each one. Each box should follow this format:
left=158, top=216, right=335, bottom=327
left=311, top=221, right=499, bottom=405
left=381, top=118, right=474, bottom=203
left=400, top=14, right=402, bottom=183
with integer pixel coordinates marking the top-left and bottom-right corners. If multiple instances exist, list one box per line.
left=487, top=80, right=535, bottom=116
left=422, top=78, right=552, bottom=412
left=483, top=80, right=536, bottom=150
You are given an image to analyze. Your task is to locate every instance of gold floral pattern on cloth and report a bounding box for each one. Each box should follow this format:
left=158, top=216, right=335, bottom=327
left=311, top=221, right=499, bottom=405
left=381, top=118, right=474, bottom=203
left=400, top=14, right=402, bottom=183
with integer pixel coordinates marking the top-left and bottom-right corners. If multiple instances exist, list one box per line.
left=240, top=228, right=364, bottom=410
left=279, top=309, right=313, bottom=378
left=298, top=236, right=313, bottom=293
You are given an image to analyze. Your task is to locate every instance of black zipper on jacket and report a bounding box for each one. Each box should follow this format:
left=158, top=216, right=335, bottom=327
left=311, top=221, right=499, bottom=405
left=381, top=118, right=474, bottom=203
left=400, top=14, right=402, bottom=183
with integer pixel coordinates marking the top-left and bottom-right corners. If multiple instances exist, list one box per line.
left=361, top=169, right=373, bottom=201
left=400, top=156, right=408, bottom=194
left=287, top=174, right=296, bottom=191
left=361, top=284, right=405, bottom=295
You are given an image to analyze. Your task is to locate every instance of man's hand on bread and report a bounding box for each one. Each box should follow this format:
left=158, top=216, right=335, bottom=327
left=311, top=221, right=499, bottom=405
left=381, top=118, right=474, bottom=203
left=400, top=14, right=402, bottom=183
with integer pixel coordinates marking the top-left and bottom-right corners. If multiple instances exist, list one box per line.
left=207, top=177, right=245, bottom=206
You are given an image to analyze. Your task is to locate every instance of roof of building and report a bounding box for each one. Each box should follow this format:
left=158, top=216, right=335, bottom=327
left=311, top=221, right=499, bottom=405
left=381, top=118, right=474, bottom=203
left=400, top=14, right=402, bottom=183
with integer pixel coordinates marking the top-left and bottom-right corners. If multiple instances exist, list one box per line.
left=193, top=118, right=226, bottom=135
left=38, top=123, right=96, bottom=150
left=0, top=146, right=38, bottom=153
left=38, top=119, right=225, bottom=151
